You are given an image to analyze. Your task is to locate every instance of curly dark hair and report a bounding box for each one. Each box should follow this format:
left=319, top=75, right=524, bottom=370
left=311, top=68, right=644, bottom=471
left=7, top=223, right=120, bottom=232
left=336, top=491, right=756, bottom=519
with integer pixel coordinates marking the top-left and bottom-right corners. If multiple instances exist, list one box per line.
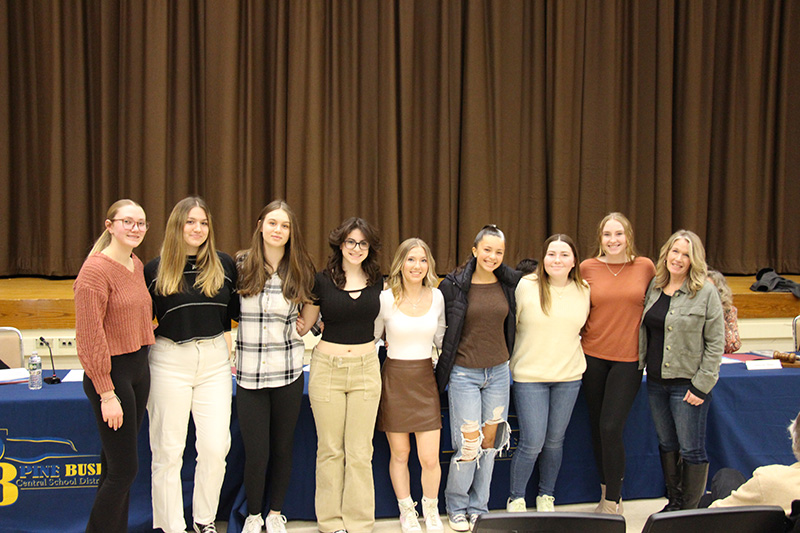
left=325, top=217, right=382, bottom=289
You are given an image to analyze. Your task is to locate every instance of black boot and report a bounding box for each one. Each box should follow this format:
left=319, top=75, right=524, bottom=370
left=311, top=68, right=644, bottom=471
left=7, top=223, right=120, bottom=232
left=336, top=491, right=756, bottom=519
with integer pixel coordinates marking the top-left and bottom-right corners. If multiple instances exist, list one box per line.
left=659, top=450, right=682, bottom=512
left=680, top=461, right=709, bottom=509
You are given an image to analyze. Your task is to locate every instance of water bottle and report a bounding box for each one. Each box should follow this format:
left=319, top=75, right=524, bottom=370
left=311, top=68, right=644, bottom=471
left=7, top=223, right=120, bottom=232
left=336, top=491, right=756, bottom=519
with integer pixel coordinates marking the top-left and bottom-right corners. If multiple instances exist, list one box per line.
left=28, top=350, right=43, bottom=390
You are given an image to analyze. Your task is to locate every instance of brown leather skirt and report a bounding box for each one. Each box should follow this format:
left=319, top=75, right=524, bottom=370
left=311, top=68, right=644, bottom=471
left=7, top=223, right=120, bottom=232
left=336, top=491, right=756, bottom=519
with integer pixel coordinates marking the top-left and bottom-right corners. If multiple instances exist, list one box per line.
left=377, top=357, right=442, bottom=433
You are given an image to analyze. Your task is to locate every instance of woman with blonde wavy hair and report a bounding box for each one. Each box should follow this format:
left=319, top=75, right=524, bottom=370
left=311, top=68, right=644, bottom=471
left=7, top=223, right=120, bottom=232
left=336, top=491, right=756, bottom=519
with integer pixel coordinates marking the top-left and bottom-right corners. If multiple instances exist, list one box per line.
left=706, top=269, right=741, bottom=354
left=74, top=199, right=154, bottom=532
left=144, top=197, right=239, bottom=533
left=374, top=238, right=446, bottom=532
left=639, top=230, right=724, bottom=512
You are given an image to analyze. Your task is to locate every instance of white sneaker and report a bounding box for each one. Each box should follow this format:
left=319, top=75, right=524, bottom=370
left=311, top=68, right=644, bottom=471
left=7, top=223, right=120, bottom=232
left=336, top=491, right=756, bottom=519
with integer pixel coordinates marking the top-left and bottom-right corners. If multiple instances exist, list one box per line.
left=536, top=494, right=555, bottom=512
left=242, top=514, right=264, bottom=533
left=468, top=514, right=479, bottom=531
left=421, top=498, right=443, bottom=531
left=265, top=514, right=287, bottom=533
left=399, top=501, right=422, bottom=533
left=448, top=514, right=469, bottom=532
left=506, top=497, right=527, bottom=512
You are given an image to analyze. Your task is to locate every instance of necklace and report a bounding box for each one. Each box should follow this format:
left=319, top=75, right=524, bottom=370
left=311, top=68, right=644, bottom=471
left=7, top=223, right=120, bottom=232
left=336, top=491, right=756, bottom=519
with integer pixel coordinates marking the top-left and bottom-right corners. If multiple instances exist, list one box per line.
left=406, top=291, right=425, bottom=310
left=551, top=283, right=569, bottom=299
left=604, top=260, right=627, bottom=277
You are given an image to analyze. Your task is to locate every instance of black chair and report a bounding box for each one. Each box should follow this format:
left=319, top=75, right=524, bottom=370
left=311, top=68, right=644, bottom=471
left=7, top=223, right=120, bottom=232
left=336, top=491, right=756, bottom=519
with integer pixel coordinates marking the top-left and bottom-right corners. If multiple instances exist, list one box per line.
left=472, top=511, right=625, bottom=533
left=641, top=506, right=787, bottom=533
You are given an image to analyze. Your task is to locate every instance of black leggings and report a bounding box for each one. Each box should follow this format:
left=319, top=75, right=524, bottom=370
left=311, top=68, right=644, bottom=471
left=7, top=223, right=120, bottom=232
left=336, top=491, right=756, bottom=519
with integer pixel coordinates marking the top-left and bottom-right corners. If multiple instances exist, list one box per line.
left=237, top=375, right=304, bottom=515
left=582, top=355, right=643, bottom=503
left=82, top=347, right=150, bottom=533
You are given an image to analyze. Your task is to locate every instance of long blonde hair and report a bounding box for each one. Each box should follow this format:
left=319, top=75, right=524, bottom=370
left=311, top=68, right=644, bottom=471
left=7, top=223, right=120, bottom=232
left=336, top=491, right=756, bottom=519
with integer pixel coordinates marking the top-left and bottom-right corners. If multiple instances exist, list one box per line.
left=387, top=238, right=439, bottom=304
left=594, top=212, right=639, bottom=261
left=88, top=199, right=144, bottom=257
left=537, top=234, right=586, bottom=315
left=654, top=230, right=707, bottom=298
left=155, top=197, right=224, bottom=297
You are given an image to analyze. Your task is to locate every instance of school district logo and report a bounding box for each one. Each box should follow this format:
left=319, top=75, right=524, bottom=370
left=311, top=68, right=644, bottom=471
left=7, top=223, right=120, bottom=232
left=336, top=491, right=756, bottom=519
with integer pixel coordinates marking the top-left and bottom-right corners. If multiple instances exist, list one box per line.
left=0, top=428, right=101, bottom=506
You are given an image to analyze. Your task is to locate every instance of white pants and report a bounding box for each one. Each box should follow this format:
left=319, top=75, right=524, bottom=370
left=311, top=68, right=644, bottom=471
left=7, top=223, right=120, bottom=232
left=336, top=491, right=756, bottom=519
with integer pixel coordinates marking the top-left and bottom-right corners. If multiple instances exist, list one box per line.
left=147, top=335, right=232, bottom=533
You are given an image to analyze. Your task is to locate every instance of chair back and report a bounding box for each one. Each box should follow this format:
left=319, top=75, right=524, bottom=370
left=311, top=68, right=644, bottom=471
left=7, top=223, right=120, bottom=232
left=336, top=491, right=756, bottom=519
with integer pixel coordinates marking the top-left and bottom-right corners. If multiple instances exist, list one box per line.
left=641, top=506, right=787, bottom=533
left=0, top=327, right=25, bottom=368
left=473, top=511, right=625, bottom=533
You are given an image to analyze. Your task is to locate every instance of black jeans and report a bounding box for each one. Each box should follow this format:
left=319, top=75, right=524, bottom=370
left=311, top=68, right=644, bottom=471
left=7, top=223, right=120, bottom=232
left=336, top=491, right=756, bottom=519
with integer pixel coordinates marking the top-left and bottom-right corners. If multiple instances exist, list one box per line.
left=237, top=375, right=304, bottom=515
left=82, top=346, right=150, bottom=533
left=582, top=355, right=643, bottom=502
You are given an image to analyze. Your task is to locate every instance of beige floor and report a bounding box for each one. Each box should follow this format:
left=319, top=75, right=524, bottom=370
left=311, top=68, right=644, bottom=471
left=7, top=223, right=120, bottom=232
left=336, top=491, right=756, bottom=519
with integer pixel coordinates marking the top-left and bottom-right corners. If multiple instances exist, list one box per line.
left=214, top=496, right=667, bottom=533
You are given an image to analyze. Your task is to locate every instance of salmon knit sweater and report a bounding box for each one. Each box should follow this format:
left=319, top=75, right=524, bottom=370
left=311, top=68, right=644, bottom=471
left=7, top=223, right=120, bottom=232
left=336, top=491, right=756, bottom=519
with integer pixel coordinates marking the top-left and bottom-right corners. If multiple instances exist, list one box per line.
left=73, top=253, right=155, bottom=394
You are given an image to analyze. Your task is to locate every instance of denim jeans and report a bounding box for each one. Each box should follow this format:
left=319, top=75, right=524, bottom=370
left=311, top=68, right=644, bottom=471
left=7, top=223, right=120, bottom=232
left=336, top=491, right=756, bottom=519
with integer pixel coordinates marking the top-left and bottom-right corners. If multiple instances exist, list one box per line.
left=445, top=362, right=511, bottom=518
left=508, top=380, right=581, bottom=499
left=646, top=380, right=711, bottom=464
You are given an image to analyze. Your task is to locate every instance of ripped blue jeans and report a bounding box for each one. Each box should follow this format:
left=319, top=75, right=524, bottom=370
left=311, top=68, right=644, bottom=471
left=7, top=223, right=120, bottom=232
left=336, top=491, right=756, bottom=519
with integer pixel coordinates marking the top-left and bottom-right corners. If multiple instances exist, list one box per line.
left=445, top=362, right=511, bottom=518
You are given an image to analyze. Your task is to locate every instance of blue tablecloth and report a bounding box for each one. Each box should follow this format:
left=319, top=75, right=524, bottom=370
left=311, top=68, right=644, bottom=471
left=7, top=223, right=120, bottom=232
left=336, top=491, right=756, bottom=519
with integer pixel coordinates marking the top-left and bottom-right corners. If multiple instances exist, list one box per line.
left=1, top=362, right=798, bottom=532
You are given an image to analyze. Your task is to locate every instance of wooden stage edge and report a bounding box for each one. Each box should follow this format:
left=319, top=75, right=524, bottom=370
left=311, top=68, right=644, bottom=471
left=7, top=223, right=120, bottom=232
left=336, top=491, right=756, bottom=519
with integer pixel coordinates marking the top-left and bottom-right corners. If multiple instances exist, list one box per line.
left=1, top=275, right=800, bottom=330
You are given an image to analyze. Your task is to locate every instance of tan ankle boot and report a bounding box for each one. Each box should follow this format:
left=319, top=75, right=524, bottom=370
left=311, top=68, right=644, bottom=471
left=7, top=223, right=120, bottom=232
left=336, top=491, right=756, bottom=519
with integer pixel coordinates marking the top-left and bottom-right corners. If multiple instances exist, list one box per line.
left=593, top=485, right=606, bottom=512
left=597, top=499, right=621, bottom=514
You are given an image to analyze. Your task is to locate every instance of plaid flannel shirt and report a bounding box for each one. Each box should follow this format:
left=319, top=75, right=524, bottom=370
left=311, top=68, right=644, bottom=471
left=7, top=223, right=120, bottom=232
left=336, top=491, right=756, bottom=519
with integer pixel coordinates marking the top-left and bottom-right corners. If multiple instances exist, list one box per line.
left=235, top=272, right=304, bottom=389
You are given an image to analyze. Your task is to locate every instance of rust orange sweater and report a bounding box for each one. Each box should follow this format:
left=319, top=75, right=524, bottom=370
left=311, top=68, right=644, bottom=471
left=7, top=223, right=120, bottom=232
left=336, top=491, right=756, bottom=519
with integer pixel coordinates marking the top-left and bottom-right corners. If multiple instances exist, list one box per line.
left=73, top=253, right=155, bottom=394
left=580, top=256, right=655, bottom=362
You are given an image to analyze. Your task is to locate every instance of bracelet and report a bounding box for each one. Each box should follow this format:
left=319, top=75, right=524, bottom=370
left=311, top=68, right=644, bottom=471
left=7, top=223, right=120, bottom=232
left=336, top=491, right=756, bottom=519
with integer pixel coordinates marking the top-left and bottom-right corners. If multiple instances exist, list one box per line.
left=100, top=394, right=121, bottom=405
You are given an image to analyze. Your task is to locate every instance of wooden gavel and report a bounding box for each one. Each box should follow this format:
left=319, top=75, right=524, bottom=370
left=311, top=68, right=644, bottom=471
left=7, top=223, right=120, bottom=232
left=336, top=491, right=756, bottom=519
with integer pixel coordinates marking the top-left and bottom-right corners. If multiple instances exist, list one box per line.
left=773, top=350, right=798, bottom=364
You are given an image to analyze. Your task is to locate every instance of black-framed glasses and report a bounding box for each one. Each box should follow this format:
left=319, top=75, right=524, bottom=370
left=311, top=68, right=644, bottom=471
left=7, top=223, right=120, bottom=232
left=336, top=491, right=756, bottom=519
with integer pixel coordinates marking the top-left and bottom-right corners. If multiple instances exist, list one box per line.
left=110, top=218, right=150, bottom=231
left=343, top=238, right=369, bottom=250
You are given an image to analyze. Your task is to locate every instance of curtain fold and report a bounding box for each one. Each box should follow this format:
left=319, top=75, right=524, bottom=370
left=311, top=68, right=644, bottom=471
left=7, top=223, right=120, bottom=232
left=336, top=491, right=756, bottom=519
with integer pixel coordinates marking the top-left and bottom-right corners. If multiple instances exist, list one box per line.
left=1, top=0, right=798, bottom=276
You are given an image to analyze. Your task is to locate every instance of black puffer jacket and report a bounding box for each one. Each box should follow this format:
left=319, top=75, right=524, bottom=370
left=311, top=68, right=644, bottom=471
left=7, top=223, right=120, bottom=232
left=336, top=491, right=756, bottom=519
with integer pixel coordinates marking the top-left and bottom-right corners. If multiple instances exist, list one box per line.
left=434, top=257, right=522, bottom=393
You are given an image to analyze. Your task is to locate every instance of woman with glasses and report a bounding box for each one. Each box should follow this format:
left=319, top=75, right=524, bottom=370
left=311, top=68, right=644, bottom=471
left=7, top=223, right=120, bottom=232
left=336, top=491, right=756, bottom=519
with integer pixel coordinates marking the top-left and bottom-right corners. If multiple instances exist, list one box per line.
left=435, top=225, right=522, bottom=532
left=235, top=200, right=316, bottom=533
left=303, top=217, right=383, bottom=533
left=374, top=238, right=446, bottom=533
left=143, top=197, right=238, bottom=533
left=74, top=199, right=155, bottom=532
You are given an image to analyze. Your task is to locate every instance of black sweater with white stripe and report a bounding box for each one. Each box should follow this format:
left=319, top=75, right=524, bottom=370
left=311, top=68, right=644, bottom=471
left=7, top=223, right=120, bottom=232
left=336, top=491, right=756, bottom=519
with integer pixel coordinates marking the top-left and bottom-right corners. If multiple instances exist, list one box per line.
left=144, top=252, right=239, bottom=343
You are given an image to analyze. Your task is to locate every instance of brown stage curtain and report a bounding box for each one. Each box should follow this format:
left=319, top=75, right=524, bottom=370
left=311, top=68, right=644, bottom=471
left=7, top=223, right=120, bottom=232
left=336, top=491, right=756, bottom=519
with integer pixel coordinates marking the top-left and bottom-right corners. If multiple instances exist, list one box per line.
left=1, top=0, right=798, bottom=277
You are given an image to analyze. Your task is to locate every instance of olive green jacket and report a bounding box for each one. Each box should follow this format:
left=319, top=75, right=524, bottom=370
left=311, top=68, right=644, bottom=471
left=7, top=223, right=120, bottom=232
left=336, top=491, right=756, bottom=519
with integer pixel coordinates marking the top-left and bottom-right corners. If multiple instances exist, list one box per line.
left=638, top=278, right=725, bottom=395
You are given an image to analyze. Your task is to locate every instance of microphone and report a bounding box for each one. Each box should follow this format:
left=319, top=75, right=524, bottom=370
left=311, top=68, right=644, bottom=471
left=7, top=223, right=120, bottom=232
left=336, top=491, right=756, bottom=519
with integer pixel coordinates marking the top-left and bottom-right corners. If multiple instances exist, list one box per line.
left=39, top=337, right=61, bottom=385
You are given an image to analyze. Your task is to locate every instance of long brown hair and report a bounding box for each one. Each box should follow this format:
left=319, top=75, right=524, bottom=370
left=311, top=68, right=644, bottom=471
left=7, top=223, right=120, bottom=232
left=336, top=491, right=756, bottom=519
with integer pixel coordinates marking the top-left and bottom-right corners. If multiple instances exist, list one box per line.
left=236, top=200, right=315, bottom=304
left=325, top=217, right=382, bottom=289
left=537, top=234, right=586, bottom=315
left=155, top=197, right=224, bottom=297
left=88, top=199, right=144, bottom=257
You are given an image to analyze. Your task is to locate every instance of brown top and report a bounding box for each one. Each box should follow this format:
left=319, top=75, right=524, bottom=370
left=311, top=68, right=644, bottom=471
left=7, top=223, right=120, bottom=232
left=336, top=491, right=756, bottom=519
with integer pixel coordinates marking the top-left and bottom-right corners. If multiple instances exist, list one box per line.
left=73, top=253, right=155, bottom=394
left=580, top=256, right=655, bottom=362
left=455, top=282, right=510, bottom=369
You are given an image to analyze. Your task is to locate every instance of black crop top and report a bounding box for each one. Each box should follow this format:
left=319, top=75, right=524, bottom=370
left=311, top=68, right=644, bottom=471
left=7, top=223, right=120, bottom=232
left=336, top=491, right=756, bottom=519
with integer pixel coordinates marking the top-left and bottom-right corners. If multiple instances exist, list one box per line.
left=312, top=271, right=381, bottom=344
